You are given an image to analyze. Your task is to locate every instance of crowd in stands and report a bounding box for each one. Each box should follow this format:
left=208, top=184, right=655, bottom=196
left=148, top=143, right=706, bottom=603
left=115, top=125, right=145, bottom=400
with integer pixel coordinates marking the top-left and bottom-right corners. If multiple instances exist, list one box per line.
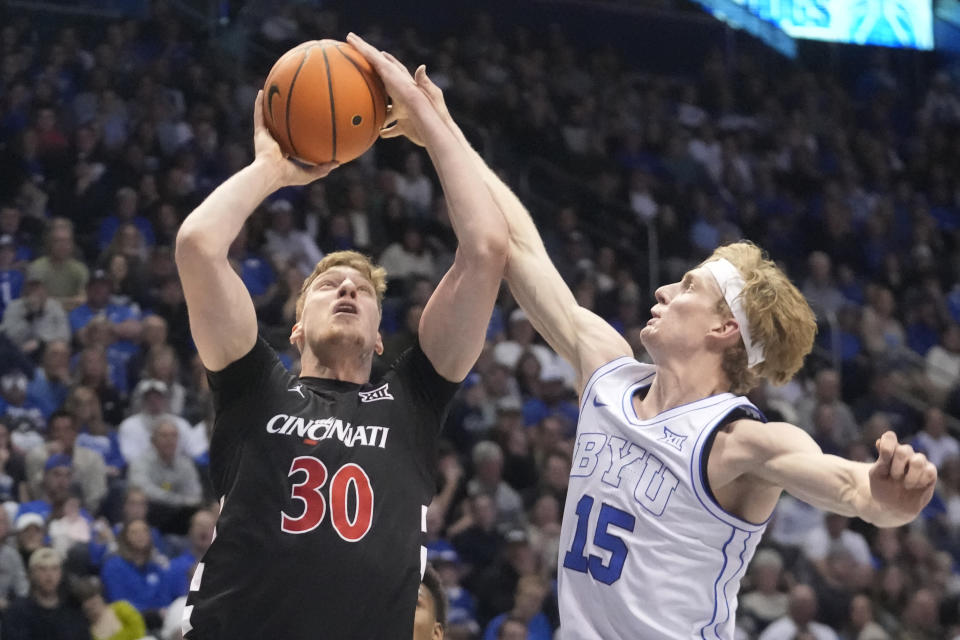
left=0, top=2, right=959, bottom=639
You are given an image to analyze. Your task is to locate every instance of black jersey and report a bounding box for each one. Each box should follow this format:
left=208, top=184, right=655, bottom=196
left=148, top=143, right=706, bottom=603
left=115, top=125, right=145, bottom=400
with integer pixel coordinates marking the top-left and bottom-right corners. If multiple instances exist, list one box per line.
left=183, top=337, right=459, bottom=640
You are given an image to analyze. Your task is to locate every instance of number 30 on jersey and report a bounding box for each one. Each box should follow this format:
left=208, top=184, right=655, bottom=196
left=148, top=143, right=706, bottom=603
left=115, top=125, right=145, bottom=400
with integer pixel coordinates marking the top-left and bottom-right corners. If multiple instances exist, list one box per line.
left=281, top=456, right=374, bottom=541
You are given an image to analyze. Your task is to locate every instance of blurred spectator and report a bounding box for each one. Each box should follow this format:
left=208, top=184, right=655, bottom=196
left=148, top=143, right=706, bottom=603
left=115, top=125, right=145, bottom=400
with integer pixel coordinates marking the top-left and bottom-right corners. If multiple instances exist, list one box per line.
left=474, top=528, right=540, bottom=627
left=467, top=441, right=524, bottom=528
left=861, top=287, right=905, bottom=360
left=0, top=506, right=29, bottom=612
left=97, top=186, right=155, bottom=251
left=48, top=495, right=91, bottom=558
left=167, top=509, right=214, bottom=597
left=128, top=419, right=202, bottom=533
left=27, top=339, right=71, bottom=418
left=0, top=371, right=46, bottom=454
left=0, top=276, right=70, bottom=357
left=843, top=593, right=889, bottom=640
left=497, top=615, right=528, bottom=640
left=396, top=152, right=434, bottom=216
left=14, top=513, right=46, bottom=569
left=379, top=225, right=436, bottom=281
left=451, top=493, right=502, bottom=572
left=911, top=407, right=959, bottom=470
left=525, top=493, right=561, bottom=578
left=0, top=234, right=24, bottom=317
left=140, top=345, right=186, bottom=417
left=19, top=453, right=90, bottom=522
left=0, top=420, right=26, bottom=501
left=481, top=574, right=552, bottom=640
left=430, top=548, right=480, bottom=638
left=66, top=386, right=124, bottom=477
left=803, top=251, right=845, bottom=322
left=3, top=547, right=89, bottom=640
left=925, top=324, right=960, bottom=400
left=100, top=520, right=176, bottom=624
left=72, top=574, right=146, bottom=640
left=739, top=549, right=789, bottom=635
left=795, top=369, right=859, bottom=446
left=803, top=514, right=872, bottom=576
left=227, top=224, right=276, bottom=309
left=73, top=345, right=124, bottom=426
left=493, top=310, right=554, bottom=372
left=26, top=219, right=88, bottom=311
left=898, top=588, right=941, bottom=640
left=263, top=199, right=323, bottom=277
left=758, top=584, right=838, bottom=640
left=68, top=269, right=142, bottom=365
left=118, top=379, right=204, bottom=465
left=25, top=410, right=107, bottom=513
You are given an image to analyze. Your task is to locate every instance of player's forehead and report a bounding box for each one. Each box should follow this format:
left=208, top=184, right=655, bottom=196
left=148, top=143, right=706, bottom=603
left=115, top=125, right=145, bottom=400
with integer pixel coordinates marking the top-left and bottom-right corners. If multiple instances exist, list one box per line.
left=313, top=265, right=372, bottom=286
left=681, top=267, right=720, bottom=293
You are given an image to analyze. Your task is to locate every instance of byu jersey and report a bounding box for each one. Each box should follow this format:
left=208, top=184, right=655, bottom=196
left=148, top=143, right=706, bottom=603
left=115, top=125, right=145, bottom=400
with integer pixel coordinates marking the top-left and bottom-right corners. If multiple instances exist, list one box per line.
left=558, top=357, right=767, bottom=639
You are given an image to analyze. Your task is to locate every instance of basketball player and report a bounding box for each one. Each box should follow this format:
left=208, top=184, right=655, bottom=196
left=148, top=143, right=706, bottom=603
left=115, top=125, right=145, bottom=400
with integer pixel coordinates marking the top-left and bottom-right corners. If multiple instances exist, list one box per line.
left=414, top=564, right=447, bottom=640
left=174, top=38, right=508, bottom=638
left=349, top=45, right=940, bottom=638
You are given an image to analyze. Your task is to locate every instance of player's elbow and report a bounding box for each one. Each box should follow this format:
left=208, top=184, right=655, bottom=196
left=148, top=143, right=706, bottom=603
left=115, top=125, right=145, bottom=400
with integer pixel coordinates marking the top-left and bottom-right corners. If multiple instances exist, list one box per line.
left=466, top=231, right=509, bottom=270
left=175, top=225, right=218, bottom=268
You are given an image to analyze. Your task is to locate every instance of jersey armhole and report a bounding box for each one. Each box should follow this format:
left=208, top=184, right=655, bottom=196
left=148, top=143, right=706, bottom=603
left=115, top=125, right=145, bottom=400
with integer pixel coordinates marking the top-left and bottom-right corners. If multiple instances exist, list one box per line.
left=694, top=404, right=770, bottom=532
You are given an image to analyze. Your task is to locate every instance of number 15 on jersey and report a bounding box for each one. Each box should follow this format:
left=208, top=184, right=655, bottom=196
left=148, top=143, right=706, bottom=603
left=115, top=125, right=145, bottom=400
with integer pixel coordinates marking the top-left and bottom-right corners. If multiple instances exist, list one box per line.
left=563, top=494, right=635, bottom=585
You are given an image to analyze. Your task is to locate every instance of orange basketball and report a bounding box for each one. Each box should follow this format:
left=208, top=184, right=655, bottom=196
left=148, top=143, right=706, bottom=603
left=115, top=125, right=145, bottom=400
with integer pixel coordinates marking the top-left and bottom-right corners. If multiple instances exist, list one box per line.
left=263, top=39, right=387, bottom=165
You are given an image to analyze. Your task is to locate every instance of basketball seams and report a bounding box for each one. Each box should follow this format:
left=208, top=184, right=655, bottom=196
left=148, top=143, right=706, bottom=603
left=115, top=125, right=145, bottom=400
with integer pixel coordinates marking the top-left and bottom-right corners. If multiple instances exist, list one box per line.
left=334, top=44, right=381, bottom=148
left=284, top=46, right=316, bottom=159
left=320, top=46, right=338, bottom=162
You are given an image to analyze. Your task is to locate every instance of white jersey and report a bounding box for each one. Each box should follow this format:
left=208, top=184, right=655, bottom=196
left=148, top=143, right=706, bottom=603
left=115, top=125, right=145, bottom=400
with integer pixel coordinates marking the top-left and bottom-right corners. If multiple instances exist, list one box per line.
left=558, top=357, right=767, bottom=640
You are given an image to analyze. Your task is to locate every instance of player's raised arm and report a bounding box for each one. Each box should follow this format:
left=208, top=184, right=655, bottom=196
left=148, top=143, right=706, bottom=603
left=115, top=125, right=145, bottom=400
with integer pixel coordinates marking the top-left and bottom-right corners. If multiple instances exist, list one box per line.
left=384, top=64, right=631, bottom=389
left=715, top=420, right=937, bottom=528
left=175, top=91, right=337, bottom=371
left=347, top=34, right=508, bottom=382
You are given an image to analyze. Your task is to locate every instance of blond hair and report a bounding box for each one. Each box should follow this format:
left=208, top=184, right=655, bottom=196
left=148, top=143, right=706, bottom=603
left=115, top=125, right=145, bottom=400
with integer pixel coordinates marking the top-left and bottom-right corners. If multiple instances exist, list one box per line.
left=295, top=251, right=388, bottom=321
left=701, top=242, right=817, bottom=395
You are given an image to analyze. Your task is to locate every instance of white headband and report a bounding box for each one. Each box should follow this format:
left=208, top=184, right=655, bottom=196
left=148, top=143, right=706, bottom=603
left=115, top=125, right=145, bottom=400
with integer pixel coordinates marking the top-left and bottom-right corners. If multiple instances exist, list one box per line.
left=702, top=258, right=765, bottom=368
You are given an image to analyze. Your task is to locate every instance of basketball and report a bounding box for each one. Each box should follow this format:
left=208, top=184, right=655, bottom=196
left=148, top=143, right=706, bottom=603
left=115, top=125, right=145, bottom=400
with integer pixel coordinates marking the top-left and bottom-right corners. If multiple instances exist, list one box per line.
left=262, top=39, right=388, bottom=165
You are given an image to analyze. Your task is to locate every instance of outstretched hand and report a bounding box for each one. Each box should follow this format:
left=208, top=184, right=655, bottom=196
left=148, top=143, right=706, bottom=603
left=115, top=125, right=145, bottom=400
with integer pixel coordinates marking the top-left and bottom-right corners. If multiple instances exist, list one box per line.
left=252, top=89, right=338, bottom=186
left=346, top=33, right=445, bottom=148
left=868, top=430, right=937, bottom=522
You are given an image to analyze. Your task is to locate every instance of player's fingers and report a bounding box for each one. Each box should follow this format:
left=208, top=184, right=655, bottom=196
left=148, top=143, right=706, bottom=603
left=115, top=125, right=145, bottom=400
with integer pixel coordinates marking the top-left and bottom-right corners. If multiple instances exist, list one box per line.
left=253, top=90, right=264, bottom=129
left=889, top=443, right=915, bottom=481
left=903, top=455, right=936, bottom=490
left=379, top=124, right=403, bottom=139
left=346, top=33, right=387, bottom=70
left=875, top=431, right=897, bottom=466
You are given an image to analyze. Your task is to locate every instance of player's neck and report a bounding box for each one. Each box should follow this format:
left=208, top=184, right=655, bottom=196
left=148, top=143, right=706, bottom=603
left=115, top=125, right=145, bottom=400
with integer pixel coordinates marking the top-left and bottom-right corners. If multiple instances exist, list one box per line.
left=300, top=347, right=373, bottom=384
left=637, top=359, right=731, bottom=420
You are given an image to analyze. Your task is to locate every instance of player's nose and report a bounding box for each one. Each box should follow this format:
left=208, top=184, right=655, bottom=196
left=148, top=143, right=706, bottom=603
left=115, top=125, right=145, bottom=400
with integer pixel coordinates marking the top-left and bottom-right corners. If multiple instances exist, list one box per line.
left=338, top=279, right=358, bottom=298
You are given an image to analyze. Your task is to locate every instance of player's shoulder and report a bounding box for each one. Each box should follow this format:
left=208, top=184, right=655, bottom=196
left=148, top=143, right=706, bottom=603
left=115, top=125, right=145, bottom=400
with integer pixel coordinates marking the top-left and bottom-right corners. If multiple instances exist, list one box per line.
left=721, top=418, right=819, bottom=460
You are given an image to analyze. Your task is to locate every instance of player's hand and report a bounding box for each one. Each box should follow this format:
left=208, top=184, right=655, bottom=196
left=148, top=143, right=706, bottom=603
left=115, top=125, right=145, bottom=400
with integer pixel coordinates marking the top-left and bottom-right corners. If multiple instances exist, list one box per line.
left=251, top=90, right=338, bottom=187
left=346, top=33, right=431, bottom=146
left=868, top=431, right=937, bottom=522
left=376, top=65, right=454, bottom=146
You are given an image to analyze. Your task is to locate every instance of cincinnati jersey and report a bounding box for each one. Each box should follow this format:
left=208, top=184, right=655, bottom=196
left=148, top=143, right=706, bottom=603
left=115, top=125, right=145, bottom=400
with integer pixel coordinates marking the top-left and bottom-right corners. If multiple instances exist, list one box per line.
left=558, top=357, right=767, bottom=640
left=184, top=337, right=458, bottom=640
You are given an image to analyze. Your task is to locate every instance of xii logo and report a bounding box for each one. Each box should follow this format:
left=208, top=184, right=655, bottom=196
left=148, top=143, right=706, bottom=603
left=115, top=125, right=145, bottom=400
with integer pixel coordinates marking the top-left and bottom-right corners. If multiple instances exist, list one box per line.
left=359, top=383, right=393, bottom=403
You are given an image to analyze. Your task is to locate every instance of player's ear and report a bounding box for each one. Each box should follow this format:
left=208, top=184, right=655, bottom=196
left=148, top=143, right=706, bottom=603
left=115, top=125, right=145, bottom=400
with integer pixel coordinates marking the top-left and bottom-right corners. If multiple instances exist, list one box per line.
left=290, top=322, right=304, bottom=352
left=374, top=331, right=383, bottom=356
left=706, top=317, right=740, bottom=351
left=432, top=621, right=443, bottom=640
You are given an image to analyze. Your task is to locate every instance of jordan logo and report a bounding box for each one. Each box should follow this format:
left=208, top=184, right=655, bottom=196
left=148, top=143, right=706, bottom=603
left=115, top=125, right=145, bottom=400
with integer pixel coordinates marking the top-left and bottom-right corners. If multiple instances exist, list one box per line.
left=288, top=385, right=306, bottom=399
left=659, top=427, right=686, bottom=452
left=360, top=383, right=393, bottom=403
